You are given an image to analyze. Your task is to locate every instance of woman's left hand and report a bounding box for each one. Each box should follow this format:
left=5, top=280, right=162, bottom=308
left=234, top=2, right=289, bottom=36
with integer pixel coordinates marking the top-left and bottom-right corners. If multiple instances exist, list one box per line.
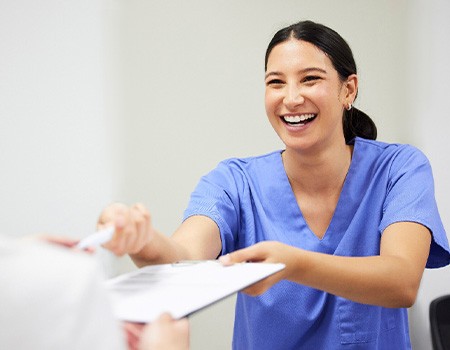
left=219, top=241, right=297, bottom=296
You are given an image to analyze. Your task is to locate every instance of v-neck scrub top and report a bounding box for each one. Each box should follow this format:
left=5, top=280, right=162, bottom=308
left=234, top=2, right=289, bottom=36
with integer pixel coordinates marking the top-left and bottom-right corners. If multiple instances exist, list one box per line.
left=183, top=137, right=450, bottom=350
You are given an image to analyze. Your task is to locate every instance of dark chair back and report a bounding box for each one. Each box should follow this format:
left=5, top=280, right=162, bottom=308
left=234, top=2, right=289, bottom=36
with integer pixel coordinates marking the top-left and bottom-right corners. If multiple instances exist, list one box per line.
left=430, top=295, right=450, bottom=350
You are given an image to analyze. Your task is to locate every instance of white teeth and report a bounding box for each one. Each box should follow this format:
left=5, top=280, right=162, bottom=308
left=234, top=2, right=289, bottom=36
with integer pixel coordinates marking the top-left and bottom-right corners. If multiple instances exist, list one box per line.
left=283, top=114, right=315, bottom=123
left=284, top=115, right=301, bottom=123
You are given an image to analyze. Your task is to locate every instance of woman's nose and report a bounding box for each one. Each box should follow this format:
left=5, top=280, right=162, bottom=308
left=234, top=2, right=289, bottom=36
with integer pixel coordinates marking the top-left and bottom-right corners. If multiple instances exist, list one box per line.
left=283, top=85, right=304, bottom=109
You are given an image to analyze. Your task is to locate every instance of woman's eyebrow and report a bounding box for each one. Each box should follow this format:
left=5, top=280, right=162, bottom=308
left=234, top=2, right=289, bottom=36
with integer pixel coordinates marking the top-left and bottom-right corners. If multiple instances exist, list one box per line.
left=265, top=67, right=327, bottom=80
left=300, top=67, right=327, bottom=74
left=265, top=71, right=283, bottom=80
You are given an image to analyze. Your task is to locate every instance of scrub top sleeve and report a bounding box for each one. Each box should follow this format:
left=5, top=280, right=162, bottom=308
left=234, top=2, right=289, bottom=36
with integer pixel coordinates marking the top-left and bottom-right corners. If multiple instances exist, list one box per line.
left=379, top=146, right=450, bottom=268
left=183, top=160, right=241, bottom=254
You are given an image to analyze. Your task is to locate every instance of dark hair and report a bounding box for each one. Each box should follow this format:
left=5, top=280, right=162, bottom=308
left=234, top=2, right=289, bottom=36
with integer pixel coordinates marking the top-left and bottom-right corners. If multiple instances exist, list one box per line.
left=265, top=20, right=377, bottom=142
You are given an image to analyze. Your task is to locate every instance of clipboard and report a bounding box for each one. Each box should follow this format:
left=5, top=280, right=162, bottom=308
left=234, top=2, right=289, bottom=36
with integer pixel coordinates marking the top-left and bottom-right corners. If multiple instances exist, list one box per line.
left=105, top=260, right=285, bottom=323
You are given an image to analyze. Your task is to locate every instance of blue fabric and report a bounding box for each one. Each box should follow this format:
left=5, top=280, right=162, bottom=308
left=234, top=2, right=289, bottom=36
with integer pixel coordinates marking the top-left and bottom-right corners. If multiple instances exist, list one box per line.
left=183, top=137, right=450, bottom=349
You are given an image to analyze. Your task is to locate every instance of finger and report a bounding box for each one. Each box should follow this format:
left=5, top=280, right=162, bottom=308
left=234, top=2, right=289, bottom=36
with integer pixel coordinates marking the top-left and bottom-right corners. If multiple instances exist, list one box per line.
left=133, top=203, right=150, bottom=219
left=117, top=204, right=149, bottom=255
left=241, top=283, right=266, bottom=296
left=103, top=210, right=129, bottom=255
left=122, top=208, right=143, bottom=254
left=219, top=245, right=265, bottom=265
left=243, top=270, right=284, bottom=296
left=129, top=204, right=150, bottom=254
left=174, top=317, right=190, bottom=336
left=36, top=235, right=79, bottom=248
left=242, top=276, right=276, bottom=296
left=123, top=322, right=145, bottom=350
left=109, top=206, right=144, bottom=256
left=157, top=312, right=175, bottom=322
left=97, top=202, right=128, bottom=227
left=124, top=321, right=146, bottom=338
left=33, top=234, right=97, bottom=254
left=125, top=326, right=143, bottom=350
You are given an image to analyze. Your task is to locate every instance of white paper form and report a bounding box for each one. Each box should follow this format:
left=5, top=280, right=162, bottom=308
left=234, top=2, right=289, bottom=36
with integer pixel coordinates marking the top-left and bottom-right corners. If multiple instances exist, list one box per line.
left=105, top=261, right=285, bottom=323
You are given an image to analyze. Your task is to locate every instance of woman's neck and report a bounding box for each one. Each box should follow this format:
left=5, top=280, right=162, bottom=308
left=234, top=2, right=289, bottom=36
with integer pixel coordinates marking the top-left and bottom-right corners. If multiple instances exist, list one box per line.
left=282, top=142, right=353, bottom=196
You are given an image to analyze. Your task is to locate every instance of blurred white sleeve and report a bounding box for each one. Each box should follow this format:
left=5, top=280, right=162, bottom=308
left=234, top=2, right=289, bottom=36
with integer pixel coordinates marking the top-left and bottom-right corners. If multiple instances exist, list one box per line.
left=0, top=236, right=126, bottom=350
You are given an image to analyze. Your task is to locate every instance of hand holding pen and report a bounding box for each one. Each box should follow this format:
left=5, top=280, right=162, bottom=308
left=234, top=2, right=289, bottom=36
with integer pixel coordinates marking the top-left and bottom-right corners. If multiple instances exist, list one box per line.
left=96, top=202, right=154, bottom=256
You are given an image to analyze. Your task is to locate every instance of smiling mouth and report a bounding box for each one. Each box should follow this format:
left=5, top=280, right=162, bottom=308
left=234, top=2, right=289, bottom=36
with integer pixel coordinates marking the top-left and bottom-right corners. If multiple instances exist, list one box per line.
left=281, top=114, right=317, bottom=126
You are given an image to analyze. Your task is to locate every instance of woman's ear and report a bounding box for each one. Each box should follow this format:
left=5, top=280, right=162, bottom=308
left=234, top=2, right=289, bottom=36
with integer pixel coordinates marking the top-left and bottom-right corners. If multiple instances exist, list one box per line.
left=345, top=74, right=358, bottom=107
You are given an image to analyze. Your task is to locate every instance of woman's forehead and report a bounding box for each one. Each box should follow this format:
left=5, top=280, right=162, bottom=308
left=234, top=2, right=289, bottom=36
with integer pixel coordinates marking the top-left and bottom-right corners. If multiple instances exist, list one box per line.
left=266, top=39, right=333, bottom=73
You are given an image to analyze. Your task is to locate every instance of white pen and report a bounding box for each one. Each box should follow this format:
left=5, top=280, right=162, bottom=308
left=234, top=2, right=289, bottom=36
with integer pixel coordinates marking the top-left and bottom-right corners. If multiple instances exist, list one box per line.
left=76, top=226, right=115, bottom=250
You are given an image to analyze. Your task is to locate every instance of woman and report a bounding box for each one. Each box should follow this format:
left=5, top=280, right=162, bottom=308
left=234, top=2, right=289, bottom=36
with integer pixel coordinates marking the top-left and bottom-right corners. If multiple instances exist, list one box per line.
left=99, top=20, right=450, bottom=349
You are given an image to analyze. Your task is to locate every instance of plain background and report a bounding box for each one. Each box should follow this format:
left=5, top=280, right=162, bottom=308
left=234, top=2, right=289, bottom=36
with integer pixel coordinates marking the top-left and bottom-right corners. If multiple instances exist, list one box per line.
left=1, top=1, right=449, bottom=349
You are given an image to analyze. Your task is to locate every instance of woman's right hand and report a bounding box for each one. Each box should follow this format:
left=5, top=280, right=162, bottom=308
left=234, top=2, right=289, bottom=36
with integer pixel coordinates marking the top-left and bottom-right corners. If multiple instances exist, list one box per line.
left=97, top=202, right=153, bottom=256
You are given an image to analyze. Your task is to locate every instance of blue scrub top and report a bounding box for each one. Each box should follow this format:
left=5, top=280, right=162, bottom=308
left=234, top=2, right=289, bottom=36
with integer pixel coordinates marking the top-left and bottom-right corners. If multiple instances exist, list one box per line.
left=183, top=137, right=450, bottom=350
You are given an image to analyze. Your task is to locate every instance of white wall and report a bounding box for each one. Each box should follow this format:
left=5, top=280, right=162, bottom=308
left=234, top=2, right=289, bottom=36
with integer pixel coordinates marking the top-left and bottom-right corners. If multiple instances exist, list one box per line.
left=0, top=0, right=117, bottom=237
left=0, top=0, right=120, bottom=275
left=1, top=1, right=448, bottom=349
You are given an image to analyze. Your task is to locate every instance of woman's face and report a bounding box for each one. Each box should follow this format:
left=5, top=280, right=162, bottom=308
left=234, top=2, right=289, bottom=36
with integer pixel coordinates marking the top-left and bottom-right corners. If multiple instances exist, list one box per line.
left=265, top=39, right=355, bottom=153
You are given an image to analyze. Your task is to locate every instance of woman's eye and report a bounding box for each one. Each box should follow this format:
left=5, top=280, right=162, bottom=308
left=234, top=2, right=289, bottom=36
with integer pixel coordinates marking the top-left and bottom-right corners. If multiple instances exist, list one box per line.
left=266, top=79, right=284, bottom=86
left=302, top=76, right=320, bottom=83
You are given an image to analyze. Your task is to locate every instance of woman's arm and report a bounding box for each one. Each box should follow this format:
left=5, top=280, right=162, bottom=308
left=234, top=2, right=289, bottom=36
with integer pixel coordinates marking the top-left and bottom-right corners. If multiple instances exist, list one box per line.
left=221, top=221, right=431, bottom=308
left=131, top=215, right=222, bottom=267
left=99, top=203, right=222, bottom=267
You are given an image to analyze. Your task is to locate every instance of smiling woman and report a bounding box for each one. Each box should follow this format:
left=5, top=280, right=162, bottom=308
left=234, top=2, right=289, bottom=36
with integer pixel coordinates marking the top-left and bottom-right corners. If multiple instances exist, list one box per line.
left=264, top=24, right=376, bottom=158
left=264, top=20, right=377, bottom=144
left=265, top=40, right=352, bottom=155
left=97, top=20, right=450, bottom=350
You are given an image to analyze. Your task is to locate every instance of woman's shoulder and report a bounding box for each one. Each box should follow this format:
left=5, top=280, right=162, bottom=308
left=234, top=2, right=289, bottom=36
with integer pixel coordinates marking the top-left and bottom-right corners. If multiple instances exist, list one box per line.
left=354, top=137, right=428, bottom=164
left=202, top=151, right=283, bottom=185
left=218, top=150, right=283, bottom=170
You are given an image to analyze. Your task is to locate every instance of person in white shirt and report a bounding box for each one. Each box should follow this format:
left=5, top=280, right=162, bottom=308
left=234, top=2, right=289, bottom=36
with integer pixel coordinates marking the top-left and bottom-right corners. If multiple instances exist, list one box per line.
left=0, top=235, right=189, bottom=350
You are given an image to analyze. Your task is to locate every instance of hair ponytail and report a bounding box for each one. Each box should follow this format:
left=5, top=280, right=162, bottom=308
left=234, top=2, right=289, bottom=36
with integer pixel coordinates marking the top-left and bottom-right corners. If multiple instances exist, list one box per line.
left=343, top=107, right=377, bottom=143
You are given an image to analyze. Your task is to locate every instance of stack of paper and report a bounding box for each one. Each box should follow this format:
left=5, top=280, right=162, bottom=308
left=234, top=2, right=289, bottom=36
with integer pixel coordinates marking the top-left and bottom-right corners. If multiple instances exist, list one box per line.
left=106, top=260, right=285, bottom=323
